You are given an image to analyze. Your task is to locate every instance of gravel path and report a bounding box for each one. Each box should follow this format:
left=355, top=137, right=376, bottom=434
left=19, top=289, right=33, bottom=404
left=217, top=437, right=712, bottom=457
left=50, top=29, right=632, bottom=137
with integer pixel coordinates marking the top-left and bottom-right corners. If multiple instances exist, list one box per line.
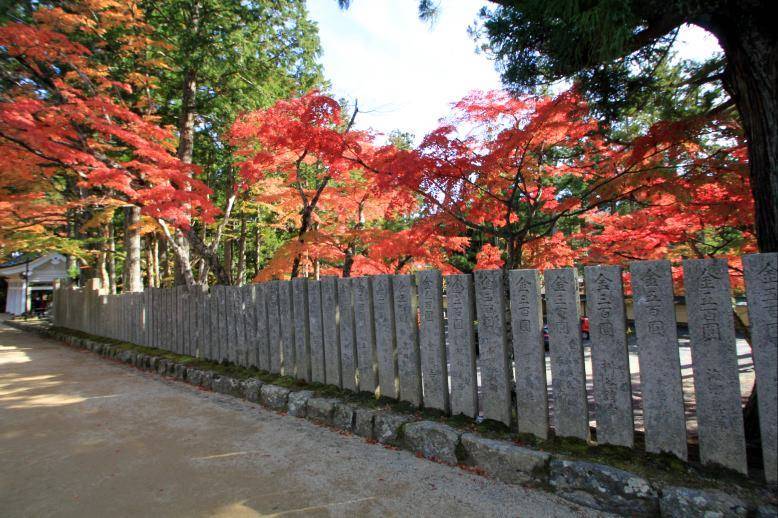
left=0, top=321, right=609, bottom=518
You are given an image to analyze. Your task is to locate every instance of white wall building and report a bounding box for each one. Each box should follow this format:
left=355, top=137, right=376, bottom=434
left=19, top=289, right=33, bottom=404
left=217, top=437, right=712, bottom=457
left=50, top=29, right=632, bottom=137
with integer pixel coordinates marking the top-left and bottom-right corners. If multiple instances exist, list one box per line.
left=0, top=253, right=69, bottom=315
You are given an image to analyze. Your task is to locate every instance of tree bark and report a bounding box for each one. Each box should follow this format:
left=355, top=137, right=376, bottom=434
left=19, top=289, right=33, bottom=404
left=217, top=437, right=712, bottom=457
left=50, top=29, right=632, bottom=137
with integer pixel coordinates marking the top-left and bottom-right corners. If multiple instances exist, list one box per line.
left=700, top=8, right=778, bottom=252
left=236, top=214, right=247, bottom=286
left=123, top=206, right=143, bottom=292
left=108, top=221, right=117, bottom=294
left=224, top=238, right=233, bottom=285
left=98, top=223, right=110, bottom=289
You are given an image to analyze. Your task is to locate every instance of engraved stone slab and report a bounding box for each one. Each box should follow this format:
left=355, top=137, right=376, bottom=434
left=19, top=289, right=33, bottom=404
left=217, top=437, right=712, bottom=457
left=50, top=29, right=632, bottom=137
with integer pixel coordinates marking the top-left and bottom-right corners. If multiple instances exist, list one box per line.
left=393, top=275, right=423, bottom=406
left=417, top=270, right=450, bottom=413
left=584, top=265, right=634, bottom=447
left=266, top=281, right=283, bottom=374
left=474, top=269, right=512, bottom=425
left=278, top=280, right=296, bottom=377
left=337, top=277, right=358, bottom=391
left=308, top=280, right=326, bottom=383
left=321, top=277, right=341, bottom=387
left=372, top=275, right=399, bottom=399
left=446, top=274, right=478, bottom=418
left=292, top=278, right=311, bottom=381
left=255, top=283, right=270, bottom=371
left=544, top=268, right=589, bottom=440
left=684, top=258, right=747, bottom=474
left=243, top=286, right=257, bottom=368
left=630, top=260, right=687, bottom=459
left=353, top=276, right=378, bottom=394
left=743, top=253, right=778, bottom=484
left=509, top=269, right=549, bottom=439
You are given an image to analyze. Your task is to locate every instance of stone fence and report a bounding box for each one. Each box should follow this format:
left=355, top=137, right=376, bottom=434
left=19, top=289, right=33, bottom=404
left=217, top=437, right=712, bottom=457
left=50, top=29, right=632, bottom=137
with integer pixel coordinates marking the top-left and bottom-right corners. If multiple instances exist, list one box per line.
left=52, top=255, right=777, bottom=483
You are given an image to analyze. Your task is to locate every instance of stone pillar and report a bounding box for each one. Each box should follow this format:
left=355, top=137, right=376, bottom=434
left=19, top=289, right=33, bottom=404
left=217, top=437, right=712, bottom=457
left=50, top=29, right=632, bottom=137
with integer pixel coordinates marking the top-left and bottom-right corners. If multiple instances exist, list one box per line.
left=683, top=258, right=747, bottom=474
left=743, top=253, right=778, bottom=484
left=372, top=275, right=399, bottom=399
left=417, top=270, right=449, bottom=413
left=353, top=276, right=378, bottom=394
left=446, top=274, right=478, bottom=418
left=584, top=265, right=634, bottom=448
left=473, top=269, right=512, bottom=426
left=321, top=276, right=342, bottom=387
left=544, top=268, right=589, bottom=440
left=337, top=277, right=358, bottom=391
left=278, top=280, right=296, bottom=377
left=266, top=281, right=283, bottom=374
left=393, top=274, right=423, bottom=407
left=308, top=280, right=326, bottom=383
left=216, top=286, right=228, bottom=360
left=292, top=278, right=311, bottom=381
left=508, top=269, right=549, bottom=439
left=255, top=284, right=271, bottom=371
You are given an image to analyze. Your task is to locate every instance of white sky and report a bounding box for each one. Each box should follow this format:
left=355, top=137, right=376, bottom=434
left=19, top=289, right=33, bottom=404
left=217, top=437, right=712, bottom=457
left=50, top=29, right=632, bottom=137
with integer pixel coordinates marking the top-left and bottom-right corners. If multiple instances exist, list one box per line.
left=307, top=0, right=722, bottom=143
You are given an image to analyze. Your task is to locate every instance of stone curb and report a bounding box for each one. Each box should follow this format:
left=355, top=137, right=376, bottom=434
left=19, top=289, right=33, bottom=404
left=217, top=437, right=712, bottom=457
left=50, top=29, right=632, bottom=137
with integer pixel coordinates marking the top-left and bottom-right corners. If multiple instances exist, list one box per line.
left=6, top=320, right=776, bottom=518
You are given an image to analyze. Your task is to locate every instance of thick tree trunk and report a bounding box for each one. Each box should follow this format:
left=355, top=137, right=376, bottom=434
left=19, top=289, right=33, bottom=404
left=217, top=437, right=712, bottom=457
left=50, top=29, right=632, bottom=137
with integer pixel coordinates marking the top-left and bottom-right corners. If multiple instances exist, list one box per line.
left=98, top=223, right=110, bottom=289
left=224, top=238, right=234, bottom=285
left=108, top=222, right=117, bottom=294
left=123, top=206, right=143, bottom=292
left=707, top=10, right=778, bottom=253
left=254, top=215, right=262, bottom=277
left=290, top=207, right=313, bottom=278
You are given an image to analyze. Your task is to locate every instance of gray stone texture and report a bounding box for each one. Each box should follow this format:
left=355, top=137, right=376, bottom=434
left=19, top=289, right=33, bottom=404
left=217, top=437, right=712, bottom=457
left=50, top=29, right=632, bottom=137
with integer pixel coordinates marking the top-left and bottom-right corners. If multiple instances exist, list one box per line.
left=508, top=269, right=549, bottom=439
left=544, top=268, right=589, bottom=440
left=353, top=408, right=377, bottom=439
left=243, top=379, right=263, bottom=403
left=260, top=384, right=290, bottom=411
left=403, top=421, right=462, bottom=465
left=683, top=258, right=747, bottom=474
left=374, top=412, right=413, bottom=446
left=320, top=277, right=342, bottom=387
left=337, top=277, right=358, bottom=391
left=278, top=281, right=296, bottom=377
left=460, top=433, right=550, bottom=484
left=332, top=402, right=356, bottom=431
left=288, top=390, right=314, bottom=417
left=255, top=283, right=271, bottom=371
left=307, top=281, right=326, bottom=384
left=212, top=376, right=243, bottom=397
left=584, top=265, right=634, bottom=448
left=392, top=275, right=423, bottom=407
left=629, top=260, right=688, bottom=460
left=445, top=274, right=478, bottom=418
left=216, top=286, right=228, bottom=362
left=353, top=276, right=378, bottom=394
left=372, top=275, right=399, bottom=399
left=659, top=486, right=749, bottom=518
left=549, top=460, right=658, bottom=516
left=242, top=286, right=257, bottom=368
left=266, top=281, right=283, bottom=374
left=743, top=253, right=778, bottom=485
left=416, top=270, right=449, bottom=413
left=473, top=269, right=512, bottom=425
left=306, top=397, right=339, bottom=424
left=292, top=278, right=311, bottom=381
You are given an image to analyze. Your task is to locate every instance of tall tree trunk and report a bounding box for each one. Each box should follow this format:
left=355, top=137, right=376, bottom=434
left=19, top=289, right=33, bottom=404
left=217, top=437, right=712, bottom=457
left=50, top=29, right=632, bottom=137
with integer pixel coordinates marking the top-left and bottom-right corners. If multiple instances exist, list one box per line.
left=123, top=206, right=143, bottom=292
left=224, top=238, right=234, bottom=285
left=108, top=221, right=117, bottom=294
left=254, top=214, right=262, bottom=277
left=98, top=223, right=110, bottom=289
left=706, top=12, right=778, bottom=253
left=236, top=215, right=247, bottom=286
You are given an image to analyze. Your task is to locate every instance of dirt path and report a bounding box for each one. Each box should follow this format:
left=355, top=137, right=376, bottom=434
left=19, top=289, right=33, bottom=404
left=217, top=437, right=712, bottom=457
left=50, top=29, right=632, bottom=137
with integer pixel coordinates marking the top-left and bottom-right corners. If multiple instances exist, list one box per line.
left=0, top=322, right=608, bottom=518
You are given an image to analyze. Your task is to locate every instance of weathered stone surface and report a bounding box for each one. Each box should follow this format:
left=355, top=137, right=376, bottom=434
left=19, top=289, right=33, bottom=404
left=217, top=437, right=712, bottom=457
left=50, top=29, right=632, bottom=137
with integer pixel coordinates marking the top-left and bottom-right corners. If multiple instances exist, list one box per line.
left=307, top=281, right=326, bottom=384
left=659, top=486, right=749, bottom=518
left=242, top=286, right=256, bottom=367
left=549, top=460, right=658, bottom=516
left=212, top=376, right=242, bottom=397
left=260, top=384, right=290, bottom=411
left=374, top=412, right=413, bottom=446
left=320, top=277, right=341, bottom=387
left=353, top=408, right=377, bottom=439
left=277, top=281, right=296, bottom=378
left=353, top=276, right=378, bottom=393
left=372, top=275, right=399, bottom=399
left=337, top=278, right=358, bottom=391
left=683, top=258, right=747, bottom=474
left=445, top=274, right=478, bottom=418
left=743, top=253, right=778, bottom=485
left=156, top=359, right=168, bottom=375
left=173, top=363, right=187, bottom=381
left=186, top=368, right=203, bottom=386
left=544, top=268, right=589, bottom=440
left=416, top=270, right=449, bottom=412
left=460, top=433, right=549, bottom=484
left=292, top=278, right=311, bottom=381
left=199, top=371, right=214, bottom=390
left=584, top=265, right=634, bottom=448
left=265, top=281, right=282, bottom=374
left=756, top=505, right=778, bottom=518
left=473, top=269, right=512, bottom=425
left=255, top=284, right=271, bottom=371
left=287, top=390, right=314, bottom=417
left=244, top=379, right=264, bottom=403
left=306, top=397, right=339, bottom=424
left=392, top=275, right=422, bottom=407
left=332, top=402, right=356, bottom=431
left=403, top=421, right=461, bottom=465
left=629, top=260, right=688, bottom=460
